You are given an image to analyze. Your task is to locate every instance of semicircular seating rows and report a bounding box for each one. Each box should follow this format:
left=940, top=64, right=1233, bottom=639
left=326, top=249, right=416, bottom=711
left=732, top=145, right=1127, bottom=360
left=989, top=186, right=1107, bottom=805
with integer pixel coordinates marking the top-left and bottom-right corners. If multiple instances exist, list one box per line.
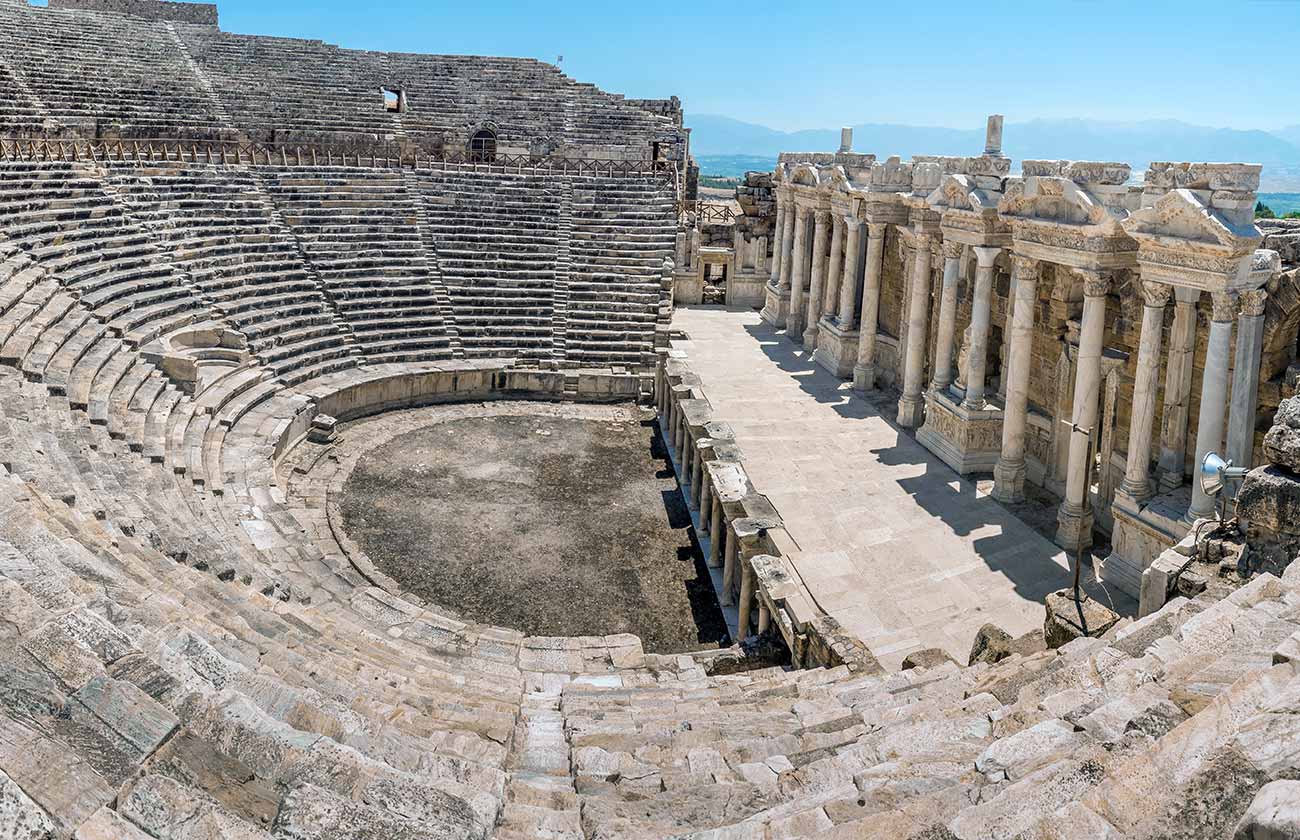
left=0, top=0, right=684, bottom=155
left=1, top=157, right=1299, bottom=839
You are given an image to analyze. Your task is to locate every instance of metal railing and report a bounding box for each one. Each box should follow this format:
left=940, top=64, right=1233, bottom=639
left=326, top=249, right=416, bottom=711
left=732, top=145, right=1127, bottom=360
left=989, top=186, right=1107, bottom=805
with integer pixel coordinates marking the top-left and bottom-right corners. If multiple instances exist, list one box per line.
left=0, top=137, right=680, bottom=179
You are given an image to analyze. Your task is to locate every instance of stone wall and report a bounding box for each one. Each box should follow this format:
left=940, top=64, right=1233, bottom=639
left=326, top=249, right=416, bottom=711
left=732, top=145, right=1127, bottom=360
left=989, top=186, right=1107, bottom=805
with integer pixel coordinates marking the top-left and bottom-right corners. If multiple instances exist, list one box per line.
left=47, top=0, right=216, bottom=23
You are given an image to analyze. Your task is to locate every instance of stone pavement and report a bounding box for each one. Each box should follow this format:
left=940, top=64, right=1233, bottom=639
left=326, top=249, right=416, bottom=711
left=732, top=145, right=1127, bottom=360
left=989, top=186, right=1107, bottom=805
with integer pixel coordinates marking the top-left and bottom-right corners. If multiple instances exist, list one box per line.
left=672, top=306, right=1136, bottom=669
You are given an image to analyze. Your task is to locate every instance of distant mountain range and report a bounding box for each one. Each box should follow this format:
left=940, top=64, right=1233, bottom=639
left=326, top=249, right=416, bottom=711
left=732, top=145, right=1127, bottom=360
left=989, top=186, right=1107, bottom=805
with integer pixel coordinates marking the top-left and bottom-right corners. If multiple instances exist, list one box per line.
left=687, top=115, right=1300, bottom=191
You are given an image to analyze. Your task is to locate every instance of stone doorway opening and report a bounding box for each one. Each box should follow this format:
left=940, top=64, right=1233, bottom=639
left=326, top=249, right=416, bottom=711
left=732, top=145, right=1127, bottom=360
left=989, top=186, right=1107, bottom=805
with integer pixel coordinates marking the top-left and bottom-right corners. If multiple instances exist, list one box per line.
left=382, top=87, right=405, bottom=113
left=468, top=128, right=497, bottom=163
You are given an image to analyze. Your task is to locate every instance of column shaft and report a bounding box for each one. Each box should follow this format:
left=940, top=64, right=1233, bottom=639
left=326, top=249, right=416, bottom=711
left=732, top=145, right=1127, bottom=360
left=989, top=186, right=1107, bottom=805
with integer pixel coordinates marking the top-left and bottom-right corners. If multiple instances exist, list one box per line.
left=699, top=471, right=712, bottom=534
left=837, top=219, right=862, bottom=326
left=736, top=562, right=755, bottom=641
left=1157, top=290, right=1199, bottom=489
left=897, top=234, right=934, bottom=427
left=786, top=208, right=809, bottom=335
left=801, top=211, right=831, bottom=345
left=777, top=203, right=796, bottom=293
left=992, top=258, right=1040, bottom=503
left=822, top=216, right=844, bottom=324
left=1055, top=277, right=1110, bottom=550
left=1188, top=297, right=1236, bottom=521
left=1118, top=283, right=1171, bottom=503
left=721, top=524, right=737, bottom=605
left=1227, top=290, right=1267, bottom=468
left=852, top=224, right=887, bottom=390
left=963, top=247, right=1000, bottom=409
left=707, top=498, right=723, bottom=567
left=931, top=247, right=962, bottom=392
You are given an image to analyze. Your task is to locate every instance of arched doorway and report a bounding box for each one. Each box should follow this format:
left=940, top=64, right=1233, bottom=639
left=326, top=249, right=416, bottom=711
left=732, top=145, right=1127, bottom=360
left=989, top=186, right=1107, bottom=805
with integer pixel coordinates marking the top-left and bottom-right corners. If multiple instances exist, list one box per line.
left=468, top=129, right=497, bottom=163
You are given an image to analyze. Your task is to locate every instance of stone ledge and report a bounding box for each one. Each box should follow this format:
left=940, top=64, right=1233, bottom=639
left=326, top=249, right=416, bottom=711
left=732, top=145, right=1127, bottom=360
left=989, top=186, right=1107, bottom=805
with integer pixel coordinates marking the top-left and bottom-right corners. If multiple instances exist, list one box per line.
left=656, top=352, right=883, bottom=674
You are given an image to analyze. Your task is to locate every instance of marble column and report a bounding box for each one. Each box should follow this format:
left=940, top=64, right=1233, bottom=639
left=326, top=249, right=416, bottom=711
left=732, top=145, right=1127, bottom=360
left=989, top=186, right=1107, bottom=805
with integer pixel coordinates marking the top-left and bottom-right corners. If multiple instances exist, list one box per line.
left=778, top=201, right=796, bottom=293
left=690, top=447, right=705, bottom=510
left=1227, top=289, right=1268, bottom=468
left=1157, top=287, right=1200, bottom=491
left=898, top=233, right=935, bottom=427
left=837, top=218, right=863, bottom=326
left=708, top=498, right=723, bottom=568
left=801, top=210, right=831, bottom=346
left=930, top=241, right=963, bottom=393
left=721, top=523, right=738, bottom=605
left=769, top=198, right=785, bottom=287
left=1117, top=281, right=1172, bottom=505
left=821, top=216, right=844, bottom=324
left=699, top=473, right=712, bottom=536
left=963, top=246, right=1000, bottom=410
left=852, top=223, right=887, bottom=391
left=736, top=562, right=755, bottom=641
left=992, top=256, right=1041, bottom=504
left=1056, top=271, right=1111, bottom=550
left=998, top=270, right=1017, bottom=402
left=1187, top=292, right=1237, bottom=522
left=786, top=207, right=810, bottom=337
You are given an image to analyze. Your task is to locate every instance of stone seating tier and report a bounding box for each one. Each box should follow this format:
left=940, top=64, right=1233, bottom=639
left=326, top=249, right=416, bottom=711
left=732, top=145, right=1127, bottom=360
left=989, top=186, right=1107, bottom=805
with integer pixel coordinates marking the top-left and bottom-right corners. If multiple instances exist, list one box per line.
left=0, top=2, right=684, bottom=157
left=0, top=292, right=1294, bottom=837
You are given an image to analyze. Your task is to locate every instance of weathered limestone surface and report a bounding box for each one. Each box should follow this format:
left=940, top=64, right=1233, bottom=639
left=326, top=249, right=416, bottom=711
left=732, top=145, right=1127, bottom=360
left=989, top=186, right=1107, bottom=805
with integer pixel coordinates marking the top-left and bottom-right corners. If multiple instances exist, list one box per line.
left=1043, top=589, right=1121, bottom=649
left=671, top=308, right=1129, bottom=668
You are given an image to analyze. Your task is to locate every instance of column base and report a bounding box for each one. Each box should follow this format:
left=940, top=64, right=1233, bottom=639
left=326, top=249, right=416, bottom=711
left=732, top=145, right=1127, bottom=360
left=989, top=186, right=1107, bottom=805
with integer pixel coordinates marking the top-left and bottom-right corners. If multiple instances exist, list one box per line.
left=760, top=284, right=790, bottom=328
left=916, top=389, right=1005, bottom=475
left=897, top=393, right=925, bottom=428
left=1183, top=489, right=1218, bottom=526
left=813, top=317, right=859, bottom=379
left=1054, top=501, right=1095, bottom=551
left=1100, top=488, right=1191, bottom=599
left=786, top=309, right=805, bottom=343
left=992, top=458, right=1026, bottom=504
left=801, top=322, right=820, bottom=349
left=852, top=364, right=876, bottom=392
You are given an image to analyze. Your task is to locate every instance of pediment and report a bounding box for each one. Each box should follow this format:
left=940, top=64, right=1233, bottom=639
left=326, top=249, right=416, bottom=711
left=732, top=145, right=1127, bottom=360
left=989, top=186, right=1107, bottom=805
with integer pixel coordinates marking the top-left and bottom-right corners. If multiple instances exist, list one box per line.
left=1121, top=188, right=1261, bottom=252
left=821, top=165, right=851, bottom=193
left=928, top=173, right=999, bottom=213
left=998, top=176, right=1127, bottom=235
left=789, top=163, right=820, bottom=187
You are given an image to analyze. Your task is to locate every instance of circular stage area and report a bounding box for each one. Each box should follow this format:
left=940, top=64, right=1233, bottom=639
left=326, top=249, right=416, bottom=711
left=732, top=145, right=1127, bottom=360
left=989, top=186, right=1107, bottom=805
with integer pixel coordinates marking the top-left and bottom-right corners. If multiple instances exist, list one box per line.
left=337, top=402, right=727, bottom=653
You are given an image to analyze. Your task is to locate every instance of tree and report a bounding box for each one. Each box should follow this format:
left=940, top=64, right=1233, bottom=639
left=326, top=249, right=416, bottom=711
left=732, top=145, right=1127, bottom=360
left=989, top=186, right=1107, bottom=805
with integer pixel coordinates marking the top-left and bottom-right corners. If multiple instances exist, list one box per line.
left=1284, top=210, right=1300, bottom=220
left=1256, top=201, right=1277, bottom=219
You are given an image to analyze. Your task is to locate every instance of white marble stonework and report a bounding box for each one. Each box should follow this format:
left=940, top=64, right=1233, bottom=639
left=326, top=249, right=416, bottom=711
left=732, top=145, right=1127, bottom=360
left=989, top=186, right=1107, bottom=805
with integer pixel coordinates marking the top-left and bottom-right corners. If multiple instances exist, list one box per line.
left=671, top=307, right=1129, bottom=669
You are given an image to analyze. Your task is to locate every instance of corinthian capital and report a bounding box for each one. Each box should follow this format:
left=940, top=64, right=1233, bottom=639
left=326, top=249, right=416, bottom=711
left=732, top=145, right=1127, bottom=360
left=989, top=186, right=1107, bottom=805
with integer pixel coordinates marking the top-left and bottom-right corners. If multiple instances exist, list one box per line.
left=1210, top=291, right=1239, bottom=322
left=1077, top=269, right=1112, bottom=298
left=1011, top=255, right=1039, bottom=280
left=1141, top=281, right=1172, bottom=309
left=941, top=240, right=964, bottom=260
left=1240, top=288, right=1268, bottom=318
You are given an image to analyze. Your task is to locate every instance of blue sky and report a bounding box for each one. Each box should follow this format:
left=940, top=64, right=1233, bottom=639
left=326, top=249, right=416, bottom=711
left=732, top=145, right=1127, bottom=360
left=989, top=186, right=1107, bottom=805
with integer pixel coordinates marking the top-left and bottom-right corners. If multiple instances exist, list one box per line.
left=201, top=0, right=1296, bottom=131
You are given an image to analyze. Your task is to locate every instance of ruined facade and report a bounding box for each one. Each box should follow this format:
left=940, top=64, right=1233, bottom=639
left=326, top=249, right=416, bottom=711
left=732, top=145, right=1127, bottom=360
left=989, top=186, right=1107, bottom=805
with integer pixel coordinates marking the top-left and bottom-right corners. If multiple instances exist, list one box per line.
left=1, top=0, right=1300, bottom=836
left=753, top=117, right=1296, bottom=600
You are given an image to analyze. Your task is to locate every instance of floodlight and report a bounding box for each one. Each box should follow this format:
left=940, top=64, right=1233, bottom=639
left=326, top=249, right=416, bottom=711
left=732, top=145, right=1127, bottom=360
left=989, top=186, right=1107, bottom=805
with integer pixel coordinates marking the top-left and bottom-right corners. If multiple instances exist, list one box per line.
left=1200, top=452, right=1249, bottom=498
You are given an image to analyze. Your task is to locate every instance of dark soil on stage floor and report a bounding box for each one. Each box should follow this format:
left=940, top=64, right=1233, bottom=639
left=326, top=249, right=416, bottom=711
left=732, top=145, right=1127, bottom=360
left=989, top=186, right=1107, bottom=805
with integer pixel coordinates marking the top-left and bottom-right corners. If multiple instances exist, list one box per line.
left=339, top=407, right=729, bottom=653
